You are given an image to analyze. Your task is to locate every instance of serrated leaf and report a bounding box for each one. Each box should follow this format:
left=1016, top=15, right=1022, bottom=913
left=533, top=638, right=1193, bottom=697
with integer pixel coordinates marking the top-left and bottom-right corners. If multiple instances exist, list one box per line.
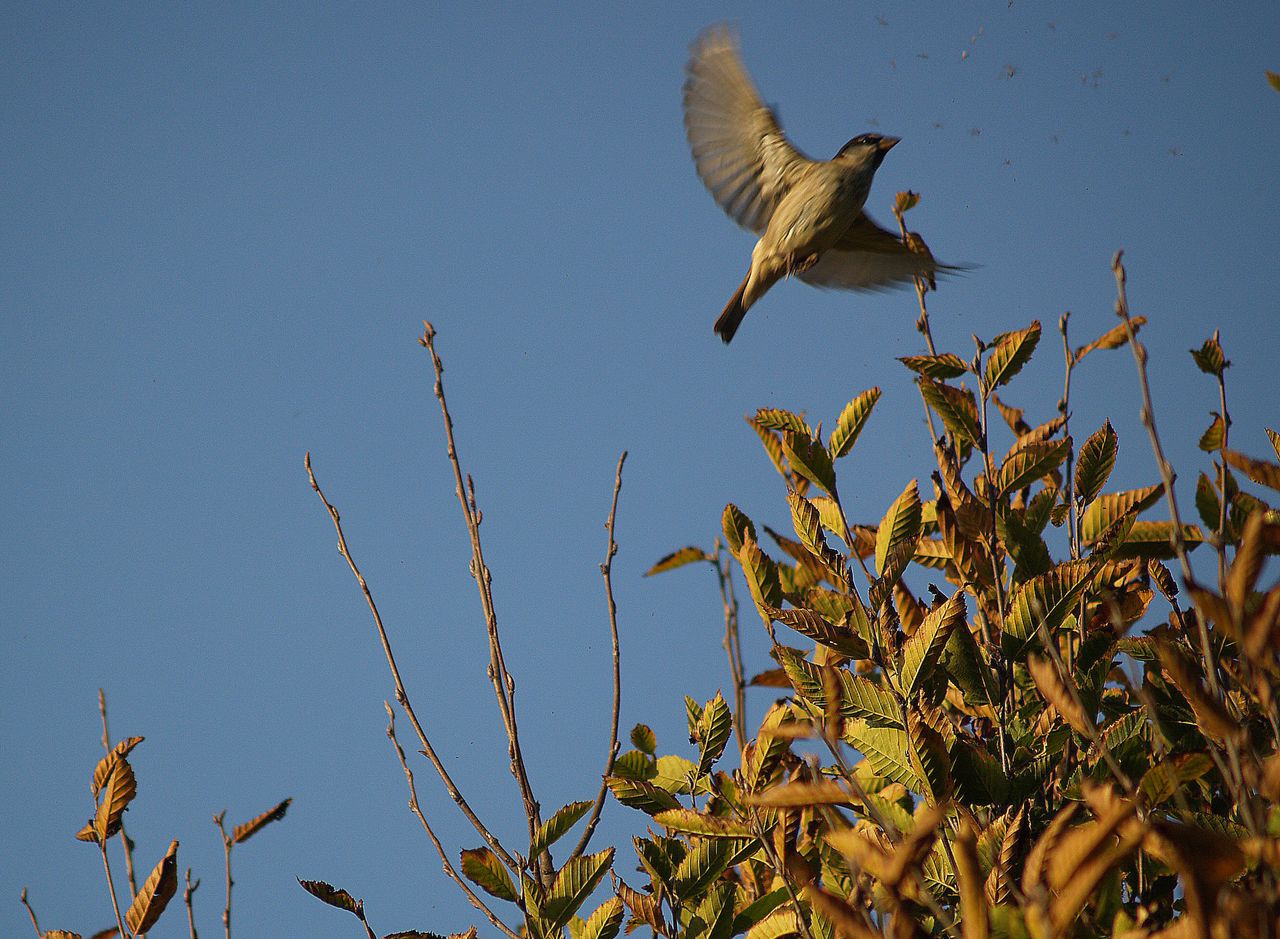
left=844, top=722, right=919, bottom=790
left=460, top=847, right=518, bottom=901
left=984, top=321, right=1041, bottom=389
left=232, top=798, right=291, bottom=844
left=93, top=755, right=137, bottom=842
left=1224, top=449, right=1280, bottom=492
left=655, top=754, right=700, bottom=794
left=630, top=724, right=656, bottom=755
left=531, top=801, right=593, bottom=859
left=545, top=849, right=614, bottom=929
left=1080, top=485, right=1162, bottom=543
left=782, top=431, right=837, bottom=497
left=298, top=878, right=362, bottom=915
left=1190, top=336, right=1228, bottom=375
left=744, top=779, right=855, bottom=807
left=950, top=739, right=1009, bottom=806
left=875, top=479, right=922, bottom=576
left=919, top=379, right=982, bottom=446
left=125, top=839, right=179, bottom=934
left=1138, top=753, right=1213, bottom=805
left=1074, top=317, right=1146, bottom=361
left=1075, top=421, right=1118, bottom=508
left=899, top=353, right=968, bottom=380
left=672, top=839, right=734, bottom=901
left=754, top=408, right=811, bottom=436
left=739, top=534, right=782, bottom=613
left=998, top=437, right=1071, bottom=496
left=768, top=607, right=868, bottom=659
left=697, top=692, right=733, bottom=776
left=898, top=592, right=966, bottom=696
left=828, top=387, right=881, bottom=459
left=610, top=749, right=655, bottom=781
left=1003, top=560, right=1094, bottom=657
left=578, top=897, right=625, bottom=939
left=645, top=547, right=712, bottom=576
left=652, top=808, right=753, bottom=838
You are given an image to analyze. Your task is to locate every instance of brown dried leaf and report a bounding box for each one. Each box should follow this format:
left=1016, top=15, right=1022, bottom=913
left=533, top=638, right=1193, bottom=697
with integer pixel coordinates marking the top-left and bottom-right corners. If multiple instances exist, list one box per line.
left=803, top=885, right=880, bottom=939
left=954, top=819, right=987, bottom=939
left=1027, top=655, right=1093, bottom=738
left=1021, top=803, right=1079, bottom=895
left=232, top=797, right=291, bottom=844
left=1224, top=449, right=1280, bottom=492
left=644, top=546, right=713, bottom=576
left=1156, top=642, right=1240, bottom=744
left=91, top=737, right=144, bottom=798
left=125, top=839, right=179, bottom=935
left=1227, top=511, right=1266, bottom=610
left=1074, top=316, right=1146, bottom=361
left=93, top=755, right=137, bottom=842
left=298, top=878, right=363, bottom=916
left=744, top=780, right=854, bottom=808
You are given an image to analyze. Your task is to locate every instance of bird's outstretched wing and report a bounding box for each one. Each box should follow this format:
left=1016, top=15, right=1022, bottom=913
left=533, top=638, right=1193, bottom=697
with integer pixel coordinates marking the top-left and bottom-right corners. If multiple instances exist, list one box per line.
left=798, top=212, right=952, bottom=290
left=683, top=25, right=814, bottom=235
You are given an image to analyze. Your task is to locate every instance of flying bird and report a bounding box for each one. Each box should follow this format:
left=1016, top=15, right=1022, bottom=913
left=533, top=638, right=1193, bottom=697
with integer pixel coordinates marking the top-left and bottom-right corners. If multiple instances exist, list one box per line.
left=683, top=26, right=952, bottom=343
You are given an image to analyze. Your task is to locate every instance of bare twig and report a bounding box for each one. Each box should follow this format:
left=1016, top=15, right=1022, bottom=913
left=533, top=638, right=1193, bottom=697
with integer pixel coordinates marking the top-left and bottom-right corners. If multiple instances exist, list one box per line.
left=385, top=703, right=521, bottom=939
left=892, top=203, right=941, bottom=443
left=184, top=867, right=201, bottom=939
left=98, top=834, right=129, bottom=939
left=419, top=322, right=546, bottom=879
left=1212, top=332, right=1231, bottom=590
left=98, top=688, right=139, bottom=899
left=19, top=888, right=42, bottom=938
left=305, top=452, right=518, bottom=872
left=711, top=542, right=748, bottom=754
left=214, top=811, right=233, bottom=939
left=570, top=452, right=627, bottom=861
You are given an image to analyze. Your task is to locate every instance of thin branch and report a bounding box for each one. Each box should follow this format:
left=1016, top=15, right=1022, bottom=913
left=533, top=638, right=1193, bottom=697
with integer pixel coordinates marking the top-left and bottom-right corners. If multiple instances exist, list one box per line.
left=711, top=542, right=748, bottom=755
left=19, top=888, right=42, bottom=938
left=892, top=202, right=941, bottom=443
left=1212, top=333, right=1231, bottom=590
left=385, top=703, right=521, bottom=939
left=419, top=322, right=545, bottom=878
left=99, top=688, right=139, bottom=899
left=184, top=868, right=201, bottom=939
left=98, top=836, right=129, bottom=939
left=570, top=451, right=627, bottom=861
left=214, top=811, right=233, bottom=939
left=305, top=452, right=518, bottom=872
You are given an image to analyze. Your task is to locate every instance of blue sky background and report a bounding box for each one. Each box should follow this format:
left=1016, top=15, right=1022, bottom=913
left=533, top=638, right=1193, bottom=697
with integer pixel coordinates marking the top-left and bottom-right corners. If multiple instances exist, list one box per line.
left=3, top=3, right=1278, bottom=936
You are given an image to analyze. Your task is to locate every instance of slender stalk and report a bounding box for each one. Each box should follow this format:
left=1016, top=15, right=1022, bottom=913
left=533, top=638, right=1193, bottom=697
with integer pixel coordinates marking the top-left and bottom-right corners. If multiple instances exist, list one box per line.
left=893, top=203, right=942, bottom=443
left=19, top=888, right=42, bottom=938
left=570, top=452, right=627, bottom=861
left=419, top=323, right=546, bottom=878
left=385, top=704, right=521, bottom=939
left=184, top=868, right=201, bottom=939
left=712, top=542, right=748, bottom=755
left=214, top=812, right=233, bottom=939
left=98, top=839, right=130, bottom=939
left=1212, top=335, right=1231, bottom=590
left=305, top=453, right=518, bottom=872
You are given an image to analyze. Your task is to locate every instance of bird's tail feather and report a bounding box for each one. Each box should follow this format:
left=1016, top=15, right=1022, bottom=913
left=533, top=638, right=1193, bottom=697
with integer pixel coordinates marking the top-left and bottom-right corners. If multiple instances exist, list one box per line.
left=714, top=271, right=751, bottom=344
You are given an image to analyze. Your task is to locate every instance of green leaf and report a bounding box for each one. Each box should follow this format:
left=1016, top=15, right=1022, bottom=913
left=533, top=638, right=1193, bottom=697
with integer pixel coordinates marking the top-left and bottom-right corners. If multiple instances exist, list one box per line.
left=808, top=496, right=850, bottom=545
left=1138, top=753, right=1213, bottom=805
left=840, top=672, right=905, bottom=727
left=730, top=888, right=791, bottom=935
left=875, top=479, right=922, bottom=576
left=545, top=848, right=615, bottom=929
left=672, top=838, right=735, bottom=901
left=691, top=882, right=738, bottom=939
left=652, top=808, right=754, bottom=838
left=738, top=534, right=783, bottom=612
left=697, top=692, right=733, bottom=776
left=606, top=776, right=680, bottom=814
left=610, top=749, right=655, bottom=781
left=1080, top=485, right=1163, bottom=543
left=899, top=353, right=968, bottom=379
left=919, top=379, right=982, bottom=446
left=1075, top=421, right=1118, bottom=508
left=460, top=847, right=518, bottom=902
left=1108, top=521, right=1204, bottom=559
left=722, top=504, right=756, bottom=555
left=645, top=546, right=712, bottom=576
left=1190, top=336, right=1229, bottom=375
left=754, top=407, right=812, bottom=436
left=655, top=754, right=700, bottom=794
left=998, top=437, right=1071, bottom=496
left=1198, top=413, right=1225, bottom=452
left=1002, top=560, right=1094, bottom=657
left=828, top=387, right=882, bottom=459
left=530, top=801, right=593, bottom=860
left=984, top=320, right=1041, bottom=389
left=943, top=618, right=999, bottom=710
left=843, top=722, right=919, bottom=790
left=782, top=431, right=838, bottom=497
left=630, top=724, right=656, bottom=755
left=898, top=592, right=967, bottom=697
left=743, top=909, right=805, bottom=939
left=1195, top=472, right=1221, bottom=530
left=950, top=738, right=1010, bottom=806
left=578, top=897, right=625, bottom=939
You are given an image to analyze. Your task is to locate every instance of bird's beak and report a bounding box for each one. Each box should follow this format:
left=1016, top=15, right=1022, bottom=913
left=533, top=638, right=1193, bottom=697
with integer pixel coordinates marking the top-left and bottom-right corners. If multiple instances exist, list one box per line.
left=878, top=136, right=901, bottom=152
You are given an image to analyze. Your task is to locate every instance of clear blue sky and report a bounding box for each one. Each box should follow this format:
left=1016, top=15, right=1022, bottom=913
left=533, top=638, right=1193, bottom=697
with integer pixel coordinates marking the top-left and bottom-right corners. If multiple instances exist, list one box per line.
left=3, top=3, right=1277, bottom=936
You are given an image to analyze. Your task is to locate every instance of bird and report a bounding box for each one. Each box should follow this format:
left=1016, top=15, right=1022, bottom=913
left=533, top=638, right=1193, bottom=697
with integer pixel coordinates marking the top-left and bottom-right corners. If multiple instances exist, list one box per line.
left=683, top=25, right=951, bottom=343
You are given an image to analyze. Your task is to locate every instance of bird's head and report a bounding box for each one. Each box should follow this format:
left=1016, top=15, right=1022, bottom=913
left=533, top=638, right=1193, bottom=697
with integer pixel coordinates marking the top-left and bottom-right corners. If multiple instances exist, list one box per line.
left=833, top=133, right=900, bottom=169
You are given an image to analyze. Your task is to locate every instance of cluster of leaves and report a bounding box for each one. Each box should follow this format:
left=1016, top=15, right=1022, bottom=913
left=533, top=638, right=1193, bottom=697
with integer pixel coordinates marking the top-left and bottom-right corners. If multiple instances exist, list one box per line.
left=27, top=724, right=290, bottom=939
left=633, top=312, right=1280, bottom=938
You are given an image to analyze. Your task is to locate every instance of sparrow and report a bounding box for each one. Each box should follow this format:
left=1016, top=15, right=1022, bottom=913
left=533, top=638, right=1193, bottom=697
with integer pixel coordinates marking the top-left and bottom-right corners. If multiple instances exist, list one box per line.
left=683, top=26, right=951, bottom=343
